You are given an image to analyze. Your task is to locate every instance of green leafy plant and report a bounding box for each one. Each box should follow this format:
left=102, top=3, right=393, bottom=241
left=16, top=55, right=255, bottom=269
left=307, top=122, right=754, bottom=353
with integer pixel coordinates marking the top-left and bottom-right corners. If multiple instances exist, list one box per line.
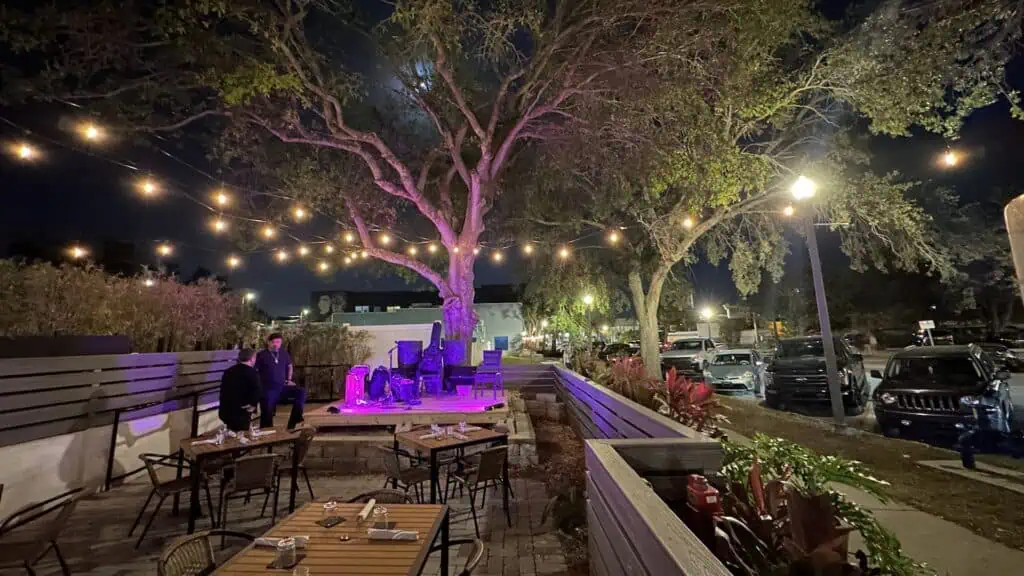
left=594, top=356, right=658, bottom=410
left=719, top=435, right=925, bottom=575
left=280, top=323, right=373, bottom=399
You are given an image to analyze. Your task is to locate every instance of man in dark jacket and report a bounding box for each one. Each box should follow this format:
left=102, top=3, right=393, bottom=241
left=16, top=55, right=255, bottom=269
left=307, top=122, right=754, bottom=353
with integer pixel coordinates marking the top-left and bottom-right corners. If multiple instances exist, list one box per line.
left=219, top=348, right=262, bottom=431
left=256, top=332, right=306, bottom=429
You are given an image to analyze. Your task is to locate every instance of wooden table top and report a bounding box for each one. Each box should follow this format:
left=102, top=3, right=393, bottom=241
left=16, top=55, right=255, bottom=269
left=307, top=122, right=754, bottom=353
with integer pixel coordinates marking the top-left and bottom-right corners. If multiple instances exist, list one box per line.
left=215, top=502, right=447, bottom=576
left=180, top=427, right=301, bottom=459
left=395, top=426, right=507, bottom=453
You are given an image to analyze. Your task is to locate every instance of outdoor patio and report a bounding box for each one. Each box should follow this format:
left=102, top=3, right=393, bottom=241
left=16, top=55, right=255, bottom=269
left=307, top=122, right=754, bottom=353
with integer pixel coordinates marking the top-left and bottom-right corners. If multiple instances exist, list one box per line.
left=4, top=470, right=570, bottom=576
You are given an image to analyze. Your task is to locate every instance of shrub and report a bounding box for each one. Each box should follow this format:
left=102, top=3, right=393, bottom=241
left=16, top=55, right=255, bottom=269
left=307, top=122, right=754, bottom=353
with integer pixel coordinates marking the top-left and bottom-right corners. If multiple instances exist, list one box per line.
left=281, top=323, right=373, bottom=399
left=651, top=368, right=726, bottom=437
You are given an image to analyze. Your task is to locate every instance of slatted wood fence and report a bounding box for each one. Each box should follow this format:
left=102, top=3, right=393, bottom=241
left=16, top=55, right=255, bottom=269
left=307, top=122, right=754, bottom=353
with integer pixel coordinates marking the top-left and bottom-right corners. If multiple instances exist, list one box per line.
left=0, top=350, right=235, bottom=448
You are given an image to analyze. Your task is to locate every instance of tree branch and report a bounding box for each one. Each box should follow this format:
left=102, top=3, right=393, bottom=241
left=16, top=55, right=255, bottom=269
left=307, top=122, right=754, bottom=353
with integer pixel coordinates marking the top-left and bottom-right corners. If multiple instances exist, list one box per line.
left=348, top=203, right=447, bottom=291
left=433, top=36, right=486, bottom=141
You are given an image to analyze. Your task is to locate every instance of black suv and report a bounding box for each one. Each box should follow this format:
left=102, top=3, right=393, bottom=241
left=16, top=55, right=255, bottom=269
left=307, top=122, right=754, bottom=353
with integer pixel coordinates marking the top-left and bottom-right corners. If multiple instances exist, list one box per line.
left=764, top=336, right=869, bottom=414
left=872, top=344, right=1013, bottom=439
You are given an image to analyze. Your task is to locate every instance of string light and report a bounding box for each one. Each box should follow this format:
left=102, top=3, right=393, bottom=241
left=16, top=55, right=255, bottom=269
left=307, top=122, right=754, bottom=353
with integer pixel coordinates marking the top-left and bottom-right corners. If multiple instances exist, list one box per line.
left=343, top=232, right=355, bottom=243
left=472, top=247, right=481, bottom=255
left=318, top=260, right=330, bottom=272
left=261, top=225, right=276, bottom=239
left=682, top=216, right=695, bottom=229
left=13, top=142, right=36, bottom=161
left=522, top=244, right=534, bottom=256
left=213, top=190, right=230, bottom=207
left=67, top=245, right=89, bottom=260
left=607, top=230, right=620, bottom=244
left=344, top=256, right=353, bottom=265
left=427, top=243, right=438, bottom=254
left=360, top=250, right=368, bottom=259
left=324, top=244, right=335, bottom=254
left=226, top=255, right=241, bottom=269
left=782, top=205, right=795, bottom=217
left=453, top=246, right=460, bottom=254
left=292, top=206, right=307, bottom=221
left=211, top=217, right=228, bottom=233
left=298, top=245, right=310, bottom=257
left=379, top=233, right=391, bottom=246
left=275, top=249, right=289, bottom=263
left=558, top=246, right=571, bottom=260
left=78, top=122, right=103, bottom=142
left=137, top=178, right=159, bottom=197
left=156, top=244, right=173, bottom=257
left=407, top=246, right=419, bottom=256
left=492, top=251, right=504, bottom=263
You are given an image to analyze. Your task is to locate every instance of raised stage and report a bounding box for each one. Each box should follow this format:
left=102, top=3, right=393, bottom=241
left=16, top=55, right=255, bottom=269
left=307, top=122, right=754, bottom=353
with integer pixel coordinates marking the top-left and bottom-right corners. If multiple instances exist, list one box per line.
left=304, top=395, right=509, bottom=429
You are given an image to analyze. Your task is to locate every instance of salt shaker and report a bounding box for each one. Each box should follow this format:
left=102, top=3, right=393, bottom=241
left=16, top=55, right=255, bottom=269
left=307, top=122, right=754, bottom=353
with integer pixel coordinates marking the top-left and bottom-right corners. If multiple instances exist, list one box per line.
left=276, top=537, right=297, bottom=568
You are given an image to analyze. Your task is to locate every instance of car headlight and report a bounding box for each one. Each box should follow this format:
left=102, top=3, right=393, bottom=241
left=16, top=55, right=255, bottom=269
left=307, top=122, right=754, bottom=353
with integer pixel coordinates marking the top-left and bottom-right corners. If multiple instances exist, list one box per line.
left=741, top=371, right=754, bottom=383
left=879, top=392, right=896, bottom=405
left=960, top=395, right=998, bottom=411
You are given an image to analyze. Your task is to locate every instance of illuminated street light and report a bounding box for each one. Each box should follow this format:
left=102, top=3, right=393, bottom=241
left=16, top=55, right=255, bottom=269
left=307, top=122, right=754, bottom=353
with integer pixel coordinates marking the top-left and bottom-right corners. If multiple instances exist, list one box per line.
left=942, top=150, right=959, bottom=167
left=582, top=294, right=594, bottom=306
left=67, top=245, right=88, bottom=260
left=244, top=292, right=257, bottom=303
left=301, top=308, right=309, bottom=317
left=541, top=319, right=549, bottom=328
left=143, top=278, right=155, bottom=287
left=699, top=306, right=714, bottom=320
left=790, top=175, right=817, bottom=200
left=782, top=205, right=795, bottom=217
left=156, top=244, right=173, bottom=257
left=600, top=324, right=609, bottom=333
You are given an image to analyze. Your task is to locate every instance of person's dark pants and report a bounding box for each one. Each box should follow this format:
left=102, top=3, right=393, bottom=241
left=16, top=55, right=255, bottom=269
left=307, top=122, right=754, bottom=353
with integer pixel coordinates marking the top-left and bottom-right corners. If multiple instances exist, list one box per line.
left=260, top=385, right=307, bottom=429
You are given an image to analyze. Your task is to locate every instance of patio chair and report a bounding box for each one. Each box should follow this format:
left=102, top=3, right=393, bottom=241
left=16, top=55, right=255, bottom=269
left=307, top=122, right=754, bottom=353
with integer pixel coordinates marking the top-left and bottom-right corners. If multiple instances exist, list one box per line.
left=218, top=454, right=280, bottom=547
left=157, top=529, right=255, bottom=576
left=263, top=426, right=317, bottom=511
left=130, top=453, right=217, bottom=549
left=344, top=489, right=414, bottom=504
left=473, top=350, right=504, bottom=399
left=0, top=485, right=95, bottom=576
left=377, top=446, right=430, bottom=503
left=445, top=446, right=512, bottom=537
left=429, top=538, right=485, bottom=576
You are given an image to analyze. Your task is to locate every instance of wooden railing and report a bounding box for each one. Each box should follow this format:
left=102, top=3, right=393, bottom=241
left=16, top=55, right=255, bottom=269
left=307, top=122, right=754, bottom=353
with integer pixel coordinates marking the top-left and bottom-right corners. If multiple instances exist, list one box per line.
left=550, top=364, right=730, bottom=576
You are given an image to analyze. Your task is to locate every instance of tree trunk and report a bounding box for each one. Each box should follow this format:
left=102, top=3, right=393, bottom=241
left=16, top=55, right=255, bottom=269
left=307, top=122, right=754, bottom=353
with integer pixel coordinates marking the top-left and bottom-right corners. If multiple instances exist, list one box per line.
left=442, top=250, right=479, bottom=366
left=629, top=264, right=671, bottom=379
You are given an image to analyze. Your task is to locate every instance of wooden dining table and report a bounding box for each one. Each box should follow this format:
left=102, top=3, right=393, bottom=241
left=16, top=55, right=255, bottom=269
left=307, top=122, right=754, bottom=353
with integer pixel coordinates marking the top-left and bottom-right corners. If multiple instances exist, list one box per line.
left=394, top=427, right=509, bottom=506
left=179, top=427, right=303, bottom=533
left=214, top=502, right=450, bottom=575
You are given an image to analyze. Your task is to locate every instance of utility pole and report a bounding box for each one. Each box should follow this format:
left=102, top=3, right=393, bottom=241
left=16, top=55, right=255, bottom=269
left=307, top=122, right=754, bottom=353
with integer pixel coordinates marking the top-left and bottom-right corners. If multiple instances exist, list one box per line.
left=804, top=218, right=845, bottom=427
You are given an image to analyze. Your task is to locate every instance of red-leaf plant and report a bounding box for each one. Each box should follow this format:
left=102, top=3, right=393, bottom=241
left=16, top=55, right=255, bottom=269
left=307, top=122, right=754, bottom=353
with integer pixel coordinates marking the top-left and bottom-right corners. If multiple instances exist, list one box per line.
left=652, top=367, right=726, bottom=436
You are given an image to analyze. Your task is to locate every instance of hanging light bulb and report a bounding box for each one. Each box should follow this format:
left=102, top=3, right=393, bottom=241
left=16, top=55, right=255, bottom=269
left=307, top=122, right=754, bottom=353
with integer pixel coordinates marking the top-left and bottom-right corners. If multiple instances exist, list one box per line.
left=213, top=190, right=230, bottom=207
left=297, top=245, right=310, bottom=257
left=782, top=205, right=795, bottom=217
left=472, top=247, right=481, bottom=255
left=13, top=142, right=36, bottom=161
left=78, top=122, right=104, bottom=142
left=318, top=260, right=330, bottom=272
left=492, top=251, right=504, bottom=263
left=324, top=244, right=335, bottom=254
left=343, top=232, right=355, bottom=243
left=682, top=216, right=695, bottom=229
left=558, top=246, right=571, bottom=260
left=137, top=178, right=159, bottom=197
left=360, top=250, right=369, bottom=259
left=379, top=233, right=391, bottom=246
left=427, top=243, right=438, bottom=254
left=156, top=244, right=173, bottom=257
left=211, top=218, right=228, bottom=233
left=344, top=256, right=353, bottom=265
left=275, top=249, right=289, bottom=263
left=607, top=230, right=620, bottom=244
left=407, top=246, right=419, bottom=256
left=261, top=225, right=276, bottom=239
left=226, top=255, right=241, bottom=269
left=522, top=244, right=534, bottom=255
left=292, top=206, right=307, bottom=221
left=453, top=246, right=460, bottom=254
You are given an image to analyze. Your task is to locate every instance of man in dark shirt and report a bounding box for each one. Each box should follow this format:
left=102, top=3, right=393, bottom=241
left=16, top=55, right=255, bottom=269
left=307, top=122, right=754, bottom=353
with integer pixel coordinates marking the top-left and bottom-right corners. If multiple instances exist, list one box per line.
left=219, top=349, right=262, bottom=431
left=256, top=332, right=306, bottom=429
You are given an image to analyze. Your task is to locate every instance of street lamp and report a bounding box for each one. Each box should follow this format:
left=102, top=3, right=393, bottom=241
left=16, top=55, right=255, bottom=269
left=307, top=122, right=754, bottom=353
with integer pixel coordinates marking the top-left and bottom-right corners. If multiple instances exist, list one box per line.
left=790, top=175, right=845, bottom=427
left=244, top=292, right=256, bottom=303
left=582, top=294, right=594, bottom=306
left=699, top=306, right=714, bottom=320
left=941, top=150, right=959, bottom=168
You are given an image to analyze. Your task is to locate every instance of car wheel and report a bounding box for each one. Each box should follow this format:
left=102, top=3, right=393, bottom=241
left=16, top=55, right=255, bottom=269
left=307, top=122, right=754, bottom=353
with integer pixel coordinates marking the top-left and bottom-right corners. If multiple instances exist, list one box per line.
left=881, top=426, right=900, bottom=438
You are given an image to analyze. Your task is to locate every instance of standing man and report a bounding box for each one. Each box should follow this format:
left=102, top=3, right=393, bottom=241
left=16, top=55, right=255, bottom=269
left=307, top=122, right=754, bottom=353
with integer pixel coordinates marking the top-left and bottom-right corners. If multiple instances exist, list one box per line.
left=256, top=332, right=306, bottom=429
left=218, top=349, right=261, bottom=432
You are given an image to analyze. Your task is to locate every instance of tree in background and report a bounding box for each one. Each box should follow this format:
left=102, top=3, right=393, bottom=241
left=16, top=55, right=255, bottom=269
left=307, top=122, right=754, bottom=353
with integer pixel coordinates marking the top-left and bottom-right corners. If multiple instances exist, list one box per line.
left=508, top=0, right=1023, bottom=376
left=1, top=0, right=724, bottom=363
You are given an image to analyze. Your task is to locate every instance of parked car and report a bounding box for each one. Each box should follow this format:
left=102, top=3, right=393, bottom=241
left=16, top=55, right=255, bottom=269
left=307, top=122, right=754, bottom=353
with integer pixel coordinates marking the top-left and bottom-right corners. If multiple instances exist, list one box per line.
left=599, top=342, right=639, bottom=361
left=764, top=336, right=869, bottom=414
left=704, top=349, right=766, bottom=395
left=977, top=342, right=1024, bottom=372
left=660, top=337, right=717, bottom=375
left=872, top=344, right=1014, bottom=440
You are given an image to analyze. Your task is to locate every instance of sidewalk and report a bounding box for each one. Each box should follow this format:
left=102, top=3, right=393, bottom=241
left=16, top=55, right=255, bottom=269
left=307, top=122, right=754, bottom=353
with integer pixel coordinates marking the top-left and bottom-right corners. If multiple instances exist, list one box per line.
left=725, top=429, right=1024, bottom=575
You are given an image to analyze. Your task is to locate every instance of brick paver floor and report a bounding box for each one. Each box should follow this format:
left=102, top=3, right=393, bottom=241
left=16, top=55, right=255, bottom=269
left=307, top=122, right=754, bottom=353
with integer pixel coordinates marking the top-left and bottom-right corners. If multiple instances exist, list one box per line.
left=1, top=470, right=569, bottom=576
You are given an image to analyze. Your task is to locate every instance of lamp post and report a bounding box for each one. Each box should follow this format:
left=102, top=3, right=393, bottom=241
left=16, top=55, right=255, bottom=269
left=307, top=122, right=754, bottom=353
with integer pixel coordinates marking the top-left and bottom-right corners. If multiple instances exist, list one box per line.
left=582, top=294, right=595, bottom=343
left=789, top=175, right=845, bottom=427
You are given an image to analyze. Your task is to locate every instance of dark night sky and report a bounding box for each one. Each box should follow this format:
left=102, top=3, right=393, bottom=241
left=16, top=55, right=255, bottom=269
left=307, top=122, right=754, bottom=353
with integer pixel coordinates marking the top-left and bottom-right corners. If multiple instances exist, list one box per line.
left=1, top=7, right=1023, bottom=317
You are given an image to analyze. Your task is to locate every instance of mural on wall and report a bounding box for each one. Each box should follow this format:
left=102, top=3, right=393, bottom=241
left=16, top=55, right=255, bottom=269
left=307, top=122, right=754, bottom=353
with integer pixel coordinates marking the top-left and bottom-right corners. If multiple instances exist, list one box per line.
left=311, top=291, right=346, bottom=322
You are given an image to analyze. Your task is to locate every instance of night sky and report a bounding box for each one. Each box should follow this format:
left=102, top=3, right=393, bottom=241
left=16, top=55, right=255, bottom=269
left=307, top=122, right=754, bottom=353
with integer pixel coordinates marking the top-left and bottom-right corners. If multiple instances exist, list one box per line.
left=1, top=15, right=1022, bottom=318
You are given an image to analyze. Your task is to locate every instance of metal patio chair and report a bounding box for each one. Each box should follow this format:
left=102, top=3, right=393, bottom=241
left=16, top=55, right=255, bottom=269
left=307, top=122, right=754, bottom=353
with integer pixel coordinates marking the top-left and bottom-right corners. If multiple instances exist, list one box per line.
left=429, top=538, right=485, bottom=576
left=0, top=485, right=96, bottom=576
left=445, top=446, right=512, bottom=537
left=344, top=489, right=414, bottom=504
left=130, top=453, right=217, bottom=549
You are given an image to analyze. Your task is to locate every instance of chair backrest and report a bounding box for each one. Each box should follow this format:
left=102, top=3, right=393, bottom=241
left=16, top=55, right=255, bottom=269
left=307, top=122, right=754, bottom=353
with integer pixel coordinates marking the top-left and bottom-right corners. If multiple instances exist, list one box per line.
left=294, top=426, right=318, bottom=464
left=345, top=489, right=413, bottom=504
left=139, top=453, right=171, bottom=488
left=0, top=484, right=95, bottom=562
left=481, top=350, right=503, bottom=368
left=430, top=538, right=485, bottom=576
left=375, top=446, right=404, bottom=478
left=158, top=530, right=255, bottom=576
left=474, top=446, right=508, bottom=484
left=229, top=454, right=279, bottom=492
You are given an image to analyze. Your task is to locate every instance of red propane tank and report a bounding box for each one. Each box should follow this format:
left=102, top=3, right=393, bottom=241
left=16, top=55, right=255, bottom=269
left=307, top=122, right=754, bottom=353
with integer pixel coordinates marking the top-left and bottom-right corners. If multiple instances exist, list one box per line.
left=686, top=474, right=722, bottom=517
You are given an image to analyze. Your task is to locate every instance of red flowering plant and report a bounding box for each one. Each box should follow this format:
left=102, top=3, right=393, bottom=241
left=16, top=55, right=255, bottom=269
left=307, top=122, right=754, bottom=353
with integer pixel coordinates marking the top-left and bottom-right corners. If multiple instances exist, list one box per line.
left=652, top=368, right=727, bottom=437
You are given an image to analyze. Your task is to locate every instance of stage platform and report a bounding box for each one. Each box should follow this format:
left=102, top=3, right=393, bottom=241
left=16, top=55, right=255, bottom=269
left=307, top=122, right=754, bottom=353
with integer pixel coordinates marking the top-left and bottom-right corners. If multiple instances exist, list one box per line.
left=304, top=394, right=509, bottom=429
